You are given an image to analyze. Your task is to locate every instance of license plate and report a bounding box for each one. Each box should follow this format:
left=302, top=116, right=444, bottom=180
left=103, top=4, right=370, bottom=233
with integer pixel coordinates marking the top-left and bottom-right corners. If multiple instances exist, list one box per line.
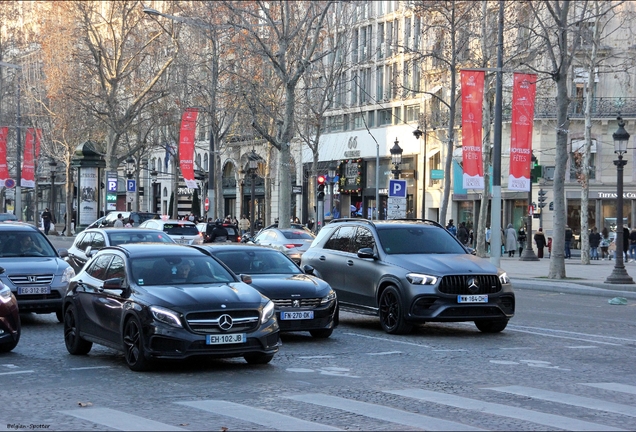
left=177, top=239, right=190, bottom=244
left=206, top=333, right=246, bottom=345
left=457, top=295, right=488, bottom=303
left=17, top=286, right=51, bottom=295
left=280, top=311, right=314, bottom=320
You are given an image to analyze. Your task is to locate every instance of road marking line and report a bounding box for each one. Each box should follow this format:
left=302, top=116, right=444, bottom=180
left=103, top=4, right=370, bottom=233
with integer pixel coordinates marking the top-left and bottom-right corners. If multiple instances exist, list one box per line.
left=298, top=355, right=334, bottom=359
left=498, top=347, right=535, bottom=350
left=0, top=370, right=34, bottom=376
left=70, top=366, right=112, bottom=370
left=366, top=351, right=402, bottom=356
left=582, top=383, right=636, bottom=395
left=508, top=324, right=636, bottom=343
left=61, top=407, right=186, bottom=431
left=488, top=385, right=636, bottom=417
left=284, top=393, right=483, bottom=431
left=344, top=332, right=431, bottom=347
left=565, top=345, right=597, bottom=349
left=433, top=349, right=468, bottom=352
left=177, top=400, right=341, bottom=431
left=388, top=389, right=625, bottom=431
left=505, top=328, right=621, bottom=345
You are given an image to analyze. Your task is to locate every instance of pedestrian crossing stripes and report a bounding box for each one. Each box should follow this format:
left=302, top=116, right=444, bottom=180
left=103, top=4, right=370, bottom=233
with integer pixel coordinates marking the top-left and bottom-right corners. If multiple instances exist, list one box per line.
left=53, top=382, right=634, bottom=431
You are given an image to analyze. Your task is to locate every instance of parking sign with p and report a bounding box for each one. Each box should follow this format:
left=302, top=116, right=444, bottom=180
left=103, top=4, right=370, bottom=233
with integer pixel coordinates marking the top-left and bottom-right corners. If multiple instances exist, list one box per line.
left=388, top=179, right=407, bottom=198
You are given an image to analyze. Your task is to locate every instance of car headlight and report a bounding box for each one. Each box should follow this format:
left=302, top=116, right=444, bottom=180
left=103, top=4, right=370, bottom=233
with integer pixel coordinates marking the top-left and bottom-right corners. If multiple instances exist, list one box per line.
left=498, top=272, right=511, bottom=285
left=261, top=300, right=275, bottom=324
left=406, top=273, right=438, bottom=285
left=150, top=305, right=183, bottom=328
left=0, top=283, right=13, bottom=304
left=320, top=289, right=337, bottom=304
left=61, top=266, right=76, bottom=284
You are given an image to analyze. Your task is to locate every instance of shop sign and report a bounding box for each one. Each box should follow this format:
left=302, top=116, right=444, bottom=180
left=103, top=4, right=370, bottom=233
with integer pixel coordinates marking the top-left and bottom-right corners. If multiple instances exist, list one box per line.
left=430, top=169, right=444, bottom=180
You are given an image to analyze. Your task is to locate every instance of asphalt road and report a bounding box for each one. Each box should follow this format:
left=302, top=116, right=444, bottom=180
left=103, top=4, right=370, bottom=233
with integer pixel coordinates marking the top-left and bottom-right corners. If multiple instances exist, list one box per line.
left=2, top=288, right=635, bottom=431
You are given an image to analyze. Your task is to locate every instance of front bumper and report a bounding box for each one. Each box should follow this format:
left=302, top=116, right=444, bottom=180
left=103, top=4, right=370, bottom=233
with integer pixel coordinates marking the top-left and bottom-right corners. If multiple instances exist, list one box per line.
left=276, top=300, right=338, bottom=332
left=0, top=299, right=20, bottom=344
left=8, top=285, right=66, bottom=314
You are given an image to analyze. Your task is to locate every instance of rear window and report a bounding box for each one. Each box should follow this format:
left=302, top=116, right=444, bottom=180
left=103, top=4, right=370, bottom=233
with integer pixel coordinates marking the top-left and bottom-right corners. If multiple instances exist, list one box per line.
left=282, top=231, right=314, bottom=240
left=162, top=224, right=199, bottom=236
left=107, top=231, right=175, bottom=246
left=224, top=226, right=238, bottom=235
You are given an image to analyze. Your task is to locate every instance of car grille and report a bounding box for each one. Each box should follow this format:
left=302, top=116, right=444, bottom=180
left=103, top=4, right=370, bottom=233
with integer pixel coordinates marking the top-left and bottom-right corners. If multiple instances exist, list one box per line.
left=8, top=274, right=55, bottom=285
left=185, top=310, right=260, bottom=334
left=438, top=275, right=501, bottom=295
left=271, top=298, right=321, bottom=308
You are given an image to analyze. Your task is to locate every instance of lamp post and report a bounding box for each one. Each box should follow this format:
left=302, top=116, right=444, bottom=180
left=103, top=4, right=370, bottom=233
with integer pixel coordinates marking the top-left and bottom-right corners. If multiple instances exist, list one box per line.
left=248, top=150, right=260, bottom=238
left=0, top=61, right=23, bottom=220
left=413, top=127, right=425, bottom=219
left=520, top=153, right=539, bottom=261
left=150, top=169, right=158, bottom=213
left=390, top=138, right=403, bottom=179
left=49, top=158, right=57, bottom=221
left=328, top=162, right=337, bottom=219
left=605, top=117, right=635, bottom=284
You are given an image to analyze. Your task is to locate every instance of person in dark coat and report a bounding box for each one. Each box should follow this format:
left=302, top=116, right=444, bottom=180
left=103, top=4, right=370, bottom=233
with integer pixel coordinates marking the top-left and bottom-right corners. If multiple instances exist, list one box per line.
left=518, top=225, right=527, bottom=256
left=589, top=227, right=601, bottom=260
left=534, top=228, right=547, bottom=258
left=623, top=225, right=630, bottom=262
left=457, top=222, right=469, bottom=245
left=209, top=219, right=228, bottom=243
left=205, top=218, right=215, bottom=243
left=41, top=208, right=53, bottom=235
left=564, top=225, right=573, bottom=259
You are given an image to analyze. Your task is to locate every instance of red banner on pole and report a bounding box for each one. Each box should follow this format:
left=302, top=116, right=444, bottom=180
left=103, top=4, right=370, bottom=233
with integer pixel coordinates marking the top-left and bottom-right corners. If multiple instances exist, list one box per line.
left=0, top=127, right=9, bottom=183
left=461, top=70, right=485, bottom=189
left=179, top=108, right=199, bottom=189
left=508, top=73, right=537, bottom=191
left=21, top=128, right=35, bottom=188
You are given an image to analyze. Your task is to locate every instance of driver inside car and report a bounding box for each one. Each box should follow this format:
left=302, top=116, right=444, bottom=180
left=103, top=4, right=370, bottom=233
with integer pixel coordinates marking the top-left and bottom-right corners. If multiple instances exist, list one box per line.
left=19, top=235, right=44, bottom=255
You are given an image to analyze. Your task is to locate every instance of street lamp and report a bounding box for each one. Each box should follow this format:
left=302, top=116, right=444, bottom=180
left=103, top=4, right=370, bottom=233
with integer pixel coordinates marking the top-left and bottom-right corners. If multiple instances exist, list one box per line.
left=390, top=138, right=403, bottom=179
left=150, top=169, right=158, bottom=213
left=48, top=158, right=57, bottom=220
left=605, top=117, right=635, bottom=284
left=328, top=162, right=337, bottom=219
left=413, top=127, right=425, bottom=219
left=520, top=153, right=539, bottom=261
left=248, top=150, right=261, bottom=238
left=126, top=156, right=135, bottom=179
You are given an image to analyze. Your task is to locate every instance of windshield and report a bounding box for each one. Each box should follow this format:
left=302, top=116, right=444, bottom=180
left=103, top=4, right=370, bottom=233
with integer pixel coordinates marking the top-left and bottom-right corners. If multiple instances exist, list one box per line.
left=162, top=224, right=199, bottom=236
left=131, top=256, right=235, bottom=286
left=107, top=231, right=174, bottom=246
left=377, top=226, right=467, bottom=255
left=0, top=232, right=57, bottom=257
left=213, top=249, right=301, bottom=275
left=281, top=230, right=314, bottom=240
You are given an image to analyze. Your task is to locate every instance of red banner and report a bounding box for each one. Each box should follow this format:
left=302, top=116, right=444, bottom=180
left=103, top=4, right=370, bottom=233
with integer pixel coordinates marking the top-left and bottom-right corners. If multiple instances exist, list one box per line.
left=21, top=128, right=35, bottom=188
left=0, top=127, right=9, bottom=183
left=179, top=108, right=198, bottom=189
left=461, top=70, right=484, bottom=189
left=508, top=73, right=537, bottom=191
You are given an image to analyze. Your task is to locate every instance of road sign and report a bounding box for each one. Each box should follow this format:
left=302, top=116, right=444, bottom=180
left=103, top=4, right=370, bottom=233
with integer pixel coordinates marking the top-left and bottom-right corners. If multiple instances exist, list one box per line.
left=4, top=178, right=15, bottom=188
left=127, top=179, right=136, bottom=193
left=388, top=179, right=407, bottom=198
left=126, top=192, right=134, bottom=203
left=204, top=198, right=210, bottom=211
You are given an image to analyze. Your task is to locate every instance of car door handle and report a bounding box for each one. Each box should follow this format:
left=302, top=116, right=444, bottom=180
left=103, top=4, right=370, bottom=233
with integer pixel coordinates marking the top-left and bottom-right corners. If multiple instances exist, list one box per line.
left=347, top=260, right=354, bottom=266
left=319, top=256, right=326, bottom=261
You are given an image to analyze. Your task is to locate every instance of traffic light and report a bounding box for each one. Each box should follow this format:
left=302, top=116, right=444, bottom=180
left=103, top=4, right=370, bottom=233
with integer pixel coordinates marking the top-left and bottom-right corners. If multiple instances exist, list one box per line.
left=317, top=175, right=326, bottom=200
left=538, top=189, right=547, bottom=208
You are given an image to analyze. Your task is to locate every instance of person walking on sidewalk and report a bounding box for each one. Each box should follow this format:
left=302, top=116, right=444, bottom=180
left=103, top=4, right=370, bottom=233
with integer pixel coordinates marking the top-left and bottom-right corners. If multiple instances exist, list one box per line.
left=564, top=225, right=573, bottom=259
left=623, top=225, right=630, bottom=262
left=629, top=228, right=636, bottom=261
left=589, top=227, right=601, bottom=260
left=505, top=223, right=518, bottom=257
left=534, top=228, right=547, bottom=259
left=518, top=225, right=527, bottom=256
left=600, top=227, right=610, bottom=260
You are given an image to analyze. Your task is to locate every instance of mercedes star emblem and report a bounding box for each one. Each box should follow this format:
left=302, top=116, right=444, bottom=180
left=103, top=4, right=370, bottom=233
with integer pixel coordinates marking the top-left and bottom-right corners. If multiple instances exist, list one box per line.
left=218, top=314, right=233, bottom=331
left=467, top=277, right=480, bottom=293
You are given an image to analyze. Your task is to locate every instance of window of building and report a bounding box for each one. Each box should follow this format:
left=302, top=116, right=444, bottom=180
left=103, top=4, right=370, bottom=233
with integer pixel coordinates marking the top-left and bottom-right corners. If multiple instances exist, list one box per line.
left=429, top=151, right=442, bottom=186
left=196, top=153, right=202, bottom=169
left=351, top=71, right=358, bottom=105
left=376, top=66, right=384, bottom=102
left=378, top=109, right=392, bottom=125
left=367, top=111, right=375, bottom=127
left=386, top=21, right=393, bottom=57
left=414, top=16, right=421, bottom=50
left=404, top=16, right=412, bottom=51
left=391, top=62, right=399, bottom=99
left=354, top=113, right=364, bottom=129
left=384, top=64, right=392, bottom=101
left=204, top=153, right=208, bottom=170
left=393, top=107, right=402, bottom=125
left=352, top=29, right=359, bottom=64
left=343, top=114, right=350, bottom=131
left=377, top=22, right=385, bottom=60
left=406, top=105, right=420, bottom=123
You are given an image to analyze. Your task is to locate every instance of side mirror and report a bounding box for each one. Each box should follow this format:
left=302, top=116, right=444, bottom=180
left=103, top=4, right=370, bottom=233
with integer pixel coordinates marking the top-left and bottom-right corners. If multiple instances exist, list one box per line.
left=0, top=266, right=5, bottom=274
left=302, top=264, right=315, bottom=275
left=57, top=248, right=69, bottom=258
left=357, top=247, right=375, bottom=259
left=102, top=277, right=123, bottom=290
left=240, top=274, right=252, bottom=284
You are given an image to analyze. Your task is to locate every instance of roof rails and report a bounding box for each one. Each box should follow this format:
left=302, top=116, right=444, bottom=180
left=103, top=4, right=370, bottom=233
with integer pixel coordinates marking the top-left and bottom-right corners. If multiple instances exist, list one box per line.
left=328, top=218, right=444, bottom=229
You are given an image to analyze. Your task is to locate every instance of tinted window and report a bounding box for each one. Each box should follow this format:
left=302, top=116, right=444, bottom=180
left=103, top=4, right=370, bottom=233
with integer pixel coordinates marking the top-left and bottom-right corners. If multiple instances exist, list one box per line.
left=162, top=224, right=199, bottom=236
left=324, top=226, right=356, bottom=252
left=78, top=232, right=94, bottom=251
left=214, top=249, right=301, bottom=275
left=105, top=256, right=126, bottom=280
left=377, top=226, right=467, bottom=254
left=131, top=255, right=234, bottom=286
left=224, top=226, right=238, bottom=236
left=282, top=231, right=314, bottom=240
left=353, top=227, right=375, bottom=251
left=92, top=233, right=106, bottom=249
left=107, top=231, right=174, bottom=246
left=87, top=254, right=113, bottom=280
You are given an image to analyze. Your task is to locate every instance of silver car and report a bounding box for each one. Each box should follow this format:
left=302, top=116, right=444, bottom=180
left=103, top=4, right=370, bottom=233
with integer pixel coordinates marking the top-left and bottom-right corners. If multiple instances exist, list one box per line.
left=253, top=228, right=315, bottom=264
left=138, top=219, right=204, bottom=245
left=0, top=223, right=75, bottom=322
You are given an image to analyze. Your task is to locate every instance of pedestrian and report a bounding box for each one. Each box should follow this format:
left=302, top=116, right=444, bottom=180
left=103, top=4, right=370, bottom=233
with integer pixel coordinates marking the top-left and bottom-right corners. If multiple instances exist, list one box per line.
left=589, top=227, right=601, bottom=260
left=564, top=225, right=573, bottom=259
left=629, top=228, right=636, bottom=261
left=534, top=227, right=547, bottom=259
left=124, top=218, right=133, bottom=228
left=485, top=226, right=491, bottom=254
left=307, top=218, right=315, bottom=231
left=518, top=225, right=527, bottom=256
left=41, top=208, right=53, bottom=235
left=505, top=223, right=518, bottom=257
left=623, top=225, right=630, bottom=262
left=457, top=222, right=469, bottom=245
left=61, top=212, right=68, bottom=235
left=113, top=213, right=124, bottom=227
left=446, top=219, right=457, bottom=236
left=600, top=227, right=610, bottom=260
left=608, top=238, right=616, bottom=260
left=205, top=218, right=215, bottom=242
left=239, top=215, right=250, bottom=236
left=210, top=219, right=229, bottom=243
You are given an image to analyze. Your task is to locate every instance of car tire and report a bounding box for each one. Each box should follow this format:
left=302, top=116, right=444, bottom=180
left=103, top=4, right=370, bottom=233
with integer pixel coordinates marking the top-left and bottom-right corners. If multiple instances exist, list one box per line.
left=474, top=319, right=508, bottom=333
left=55, top=308, right=64, bottom=323
left=123, top=317, right=151, bottom=371
left=309, top=328, right=333, bottom=339
left=244, top=353, right=274, bottom=365
left=379, top=286, right=413, bottom=335
left=64, top=304, right=92, bottom=355
left=0, top=319, right=20, bottom=353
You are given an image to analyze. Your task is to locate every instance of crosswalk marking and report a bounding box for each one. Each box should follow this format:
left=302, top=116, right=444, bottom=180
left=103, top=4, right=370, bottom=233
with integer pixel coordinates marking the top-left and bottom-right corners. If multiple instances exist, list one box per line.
left=0, top=370, right=34, bottom=376
left=176, top=400, right=341, bottom=431
left=284, top=393, right=484, bottom=431
left=582, top=382, right=636, bottom=395
left=386, top=389, right=625, bottom=431
left=61, top=407, right=187, bottom=431
left=488, top=385, right=636, bottom=417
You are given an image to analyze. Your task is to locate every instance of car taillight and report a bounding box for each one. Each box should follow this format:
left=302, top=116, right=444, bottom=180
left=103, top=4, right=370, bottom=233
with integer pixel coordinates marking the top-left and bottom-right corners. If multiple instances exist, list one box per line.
left=285, top=244, right=303, bottom=249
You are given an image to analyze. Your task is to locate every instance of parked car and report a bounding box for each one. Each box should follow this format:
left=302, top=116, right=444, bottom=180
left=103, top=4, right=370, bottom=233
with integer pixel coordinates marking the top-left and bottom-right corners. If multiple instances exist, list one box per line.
left=0, top=213, right=18, bottom=222
left=196, top=222, right=241, bottom=243
left=138, top=219, right=203, bottom=245
left=0, top=223, right=75, bottom=322
left=66, top=228, right=175, bottom=273
left=99, top=211, right=158, bottom=227
left=62, top=243, right=280, bottom=371
left=86, top=216, right=105, bottom=229
left=0, top=274, right=21, bottom=352
left=301, top=218, right=515, bottom=334
left=253, top=228, right=315, bottom=264
left=200, top=244, right=338, bottom=338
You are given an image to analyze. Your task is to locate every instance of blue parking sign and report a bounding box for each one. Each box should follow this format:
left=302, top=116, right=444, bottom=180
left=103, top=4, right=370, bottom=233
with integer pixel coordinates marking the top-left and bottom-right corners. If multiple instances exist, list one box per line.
left=388, top=179, right=407, bottom=198
left=127, top=179, right=136, bottom=192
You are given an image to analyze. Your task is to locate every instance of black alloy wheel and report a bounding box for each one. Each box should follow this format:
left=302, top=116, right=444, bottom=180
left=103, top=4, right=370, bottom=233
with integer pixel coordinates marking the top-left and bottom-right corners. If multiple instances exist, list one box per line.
left=379, top=286, right=413, bottom=335
left=123, top=317, right=151, bottom=371
left=474, top=319, right=508, bottom=333
left=244, top=353, right=274, bottom=365
left=309, top=329, right=333, bottom=339
left=64, top=304, right=92, bottom=355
